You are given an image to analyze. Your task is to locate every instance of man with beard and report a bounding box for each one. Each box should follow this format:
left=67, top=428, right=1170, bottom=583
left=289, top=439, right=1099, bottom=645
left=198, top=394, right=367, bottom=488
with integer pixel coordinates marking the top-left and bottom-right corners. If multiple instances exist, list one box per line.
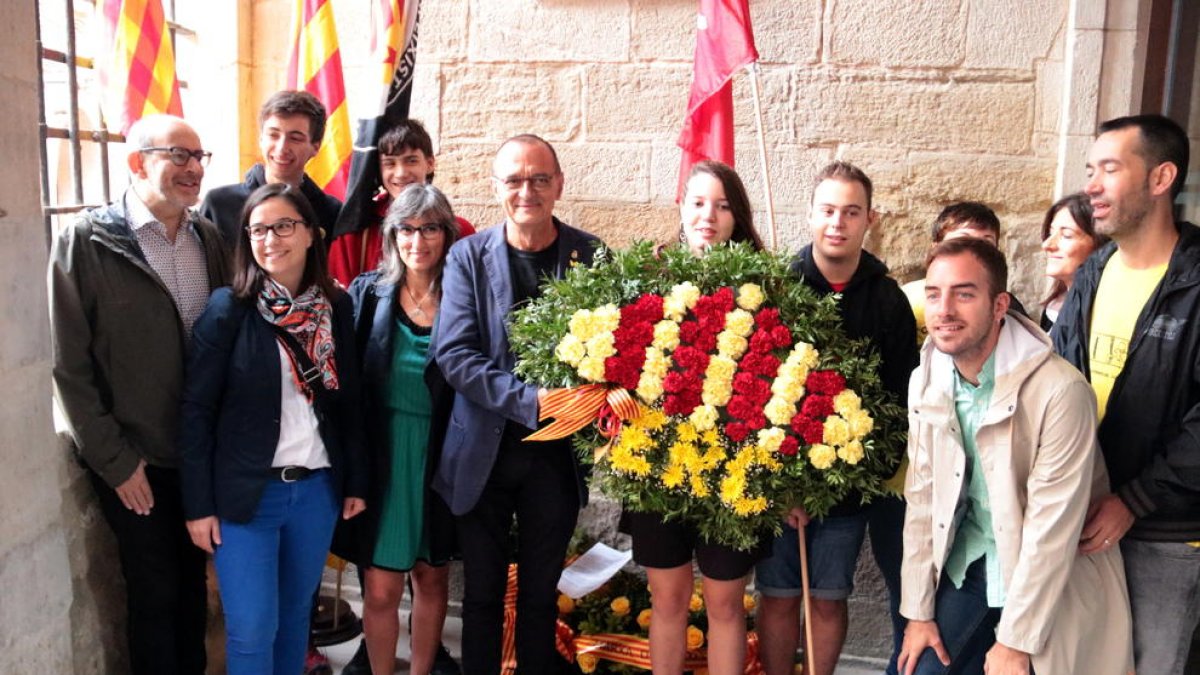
left=1052, top=113, right=1200, bottom=674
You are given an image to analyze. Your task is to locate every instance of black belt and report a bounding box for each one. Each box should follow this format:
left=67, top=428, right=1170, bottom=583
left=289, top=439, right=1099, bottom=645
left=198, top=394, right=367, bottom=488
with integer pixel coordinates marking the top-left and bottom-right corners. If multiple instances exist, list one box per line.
left=269, top=466, right=322, bottom=482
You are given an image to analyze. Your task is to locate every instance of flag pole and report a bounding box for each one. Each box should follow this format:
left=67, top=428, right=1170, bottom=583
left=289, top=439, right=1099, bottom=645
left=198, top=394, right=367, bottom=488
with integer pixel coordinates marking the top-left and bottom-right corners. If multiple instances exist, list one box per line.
left=798, top=523, right=817, bottom=675
left=746, top=62, right=777, bottom=250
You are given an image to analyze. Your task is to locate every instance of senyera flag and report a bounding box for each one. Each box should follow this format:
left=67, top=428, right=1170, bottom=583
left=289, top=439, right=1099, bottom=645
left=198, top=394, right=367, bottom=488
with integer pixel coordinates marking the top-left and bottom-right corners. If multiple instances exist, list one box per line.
left=327, top=0, right=422, bottom=282
left=96, top=0, right=183, bottom=135
left=676, top=0, right=758, bottom=201
left=286, top=0, right=353, bottom=200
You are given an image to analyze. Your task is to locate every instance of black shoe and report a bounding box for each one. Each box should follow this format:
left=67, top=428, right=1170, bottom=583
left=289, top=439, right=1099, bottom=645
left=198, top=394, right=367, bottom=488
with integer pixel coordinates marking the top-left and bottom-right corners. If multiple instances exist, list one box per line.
left=340, top=639, right=371, bottom=675
left=430, top=642, right=461, bottom=675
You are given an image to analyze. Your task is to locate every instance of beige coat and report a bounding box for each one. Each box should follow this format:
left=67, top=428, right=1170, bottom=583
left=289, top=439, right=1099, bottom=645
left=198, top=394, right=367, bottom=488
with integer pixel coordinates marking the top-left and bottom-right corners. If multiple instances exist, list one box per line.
left=901, top=313, right=1134, bottom=674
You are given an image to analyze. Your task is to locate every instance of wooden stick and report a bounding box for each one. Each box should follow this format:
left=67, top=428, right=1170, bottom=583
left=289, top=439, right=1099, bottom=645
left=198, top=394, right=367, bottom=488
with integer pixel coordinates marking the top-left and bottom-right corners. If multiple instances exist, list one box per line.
left=798, top=523, right=816, bottom=675
left=746, top=62, right=778, bottom=250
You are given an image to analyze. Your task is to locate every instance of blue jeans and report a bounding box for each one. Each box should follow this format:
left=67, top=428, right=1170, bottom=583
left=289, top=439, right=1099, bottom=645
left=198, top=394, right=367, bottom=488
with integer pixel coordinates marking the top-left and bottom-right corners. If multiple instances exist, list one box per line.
left=907, top=559, right=1002, bottom=675
left=1122, top=539, right=1200, bottom=675
left=214, top=471, right=338, bottom=675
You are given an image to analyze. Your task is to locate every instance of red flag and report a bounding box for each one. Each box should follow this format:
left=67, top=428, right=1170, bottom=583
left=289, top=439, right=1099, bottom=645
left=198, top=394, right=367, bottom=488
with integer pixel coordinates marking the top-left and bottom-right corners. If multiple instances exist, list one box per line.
left=286, top=0, right=352, bottom=199
left=96, top=0, right=183, bottom=135
left=676, top=0, right=758, bottom=201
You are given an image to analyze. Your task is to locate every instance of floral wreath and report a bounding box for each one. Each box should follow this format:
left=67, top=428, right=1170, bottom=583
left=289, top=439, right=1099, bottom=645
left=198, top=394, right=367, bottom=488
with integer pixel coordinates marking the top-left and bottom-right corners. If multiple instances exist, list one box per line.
left=512, top=243, right=906, bottom=550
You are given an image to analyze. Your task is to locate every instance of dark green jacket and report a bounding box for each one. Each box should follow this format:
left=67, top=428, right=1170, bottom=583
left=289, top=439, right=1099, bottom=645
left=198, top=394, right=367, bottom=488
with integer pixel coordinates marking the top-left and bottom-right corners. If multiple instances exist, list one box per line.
left=48, top=197, right=228, bottom=488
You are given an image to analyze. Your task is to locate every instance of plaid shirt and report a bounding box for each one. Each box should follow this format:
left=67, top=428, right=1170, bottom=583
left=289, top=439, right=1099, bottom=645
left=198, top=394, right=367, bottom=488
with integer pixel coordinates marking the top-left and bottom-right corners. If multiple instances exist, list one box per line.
left=124, top=189, right=211, bottom=341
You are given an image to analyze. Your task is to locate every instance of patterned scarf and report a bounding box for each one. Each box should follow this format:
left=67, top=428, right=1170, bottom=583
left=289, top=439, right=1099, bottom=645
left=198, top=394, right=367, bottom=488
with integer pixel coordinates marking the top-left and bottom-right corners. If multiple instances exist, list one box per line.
left=258, top=278, right=339, bottom=398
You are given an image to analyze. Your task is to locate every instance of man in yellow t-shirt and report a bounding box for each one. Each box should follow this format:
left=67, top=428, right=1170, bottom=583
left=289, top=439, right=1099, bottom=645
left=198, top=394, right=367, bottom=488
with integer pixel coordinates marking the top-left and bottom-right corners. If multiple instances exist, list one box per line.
left=1051, top=113, right=1200, bottom=675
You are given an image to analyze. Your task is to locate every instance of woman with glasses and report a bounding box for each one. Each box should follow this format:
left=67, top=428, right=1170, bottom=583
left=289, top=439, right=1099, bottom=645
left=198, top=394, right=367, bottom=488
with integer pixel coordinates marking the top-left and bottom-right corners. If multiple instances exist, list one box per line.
left=179, top=183, right=367, bottom=675
left=338, top=183, right=461, bottom=675
left=629, top=160, right=766, bottom=675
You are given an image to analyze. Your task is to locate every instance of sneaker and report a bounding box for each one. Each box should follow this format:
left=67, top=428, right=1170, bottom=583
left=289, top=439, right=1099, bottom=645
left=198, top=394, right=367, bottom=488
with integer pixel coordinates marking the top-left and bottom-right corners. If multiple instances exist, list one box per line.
left=304, top=644, right=333, bottom=675
left=430, top=642, right=461, bottom=675
left=340, top=639, right=371, bottom=675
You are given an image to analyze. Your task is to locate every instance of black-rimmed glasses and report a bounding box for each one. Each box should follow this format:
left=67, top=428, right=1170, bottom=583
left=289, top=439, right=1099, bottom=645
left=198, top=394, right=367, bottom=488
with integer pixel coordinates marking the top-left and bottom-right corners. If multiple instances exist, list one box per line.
left=396, top=224, right=444, bottom=240
left=140, top=146, right=212, bottom=167
left=246, top=218, right=304, bottom=241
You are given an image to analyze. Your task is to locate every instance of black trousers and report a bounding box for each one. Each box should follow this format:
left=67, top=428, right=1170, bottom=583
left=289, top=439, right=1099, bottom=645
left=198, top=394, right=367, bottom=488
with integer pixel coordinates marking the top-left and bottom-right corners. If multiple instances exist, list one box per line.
left=456, top=440, right=580, bottom=674
left=89, top=465, right=208, bottom=675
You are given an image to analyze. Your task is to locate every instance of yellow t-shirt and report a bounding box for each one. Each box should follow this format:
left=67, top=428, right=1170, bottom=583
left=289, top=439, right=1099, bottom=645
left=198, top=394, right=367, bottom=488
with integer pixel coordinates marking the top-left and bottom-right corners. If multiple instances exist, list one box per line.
left=1089, top=257, right=1167, bottom=419
left=901, top=278, right=928, bottom=347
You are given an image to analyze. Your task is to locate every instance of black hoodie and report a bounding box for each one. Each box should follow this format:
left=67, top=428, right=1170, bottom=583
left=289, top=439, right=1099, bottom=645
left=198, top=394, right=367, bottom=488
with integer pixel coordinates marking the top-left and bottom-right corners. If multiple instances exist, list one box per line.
left=199, top=163, right=342, bottom=252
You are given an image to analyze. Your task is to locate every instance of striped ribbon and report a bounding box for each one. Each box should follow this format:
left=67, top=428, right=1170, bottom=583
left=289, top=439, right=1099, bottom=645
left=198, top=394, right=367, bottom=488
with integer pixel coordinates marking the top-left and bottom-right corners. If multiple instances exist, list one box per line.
left=525, top=384, right=642, bottom=459
left=573, top=630, right=764, bottom=673
left=500, top=564, right=576, bottom=673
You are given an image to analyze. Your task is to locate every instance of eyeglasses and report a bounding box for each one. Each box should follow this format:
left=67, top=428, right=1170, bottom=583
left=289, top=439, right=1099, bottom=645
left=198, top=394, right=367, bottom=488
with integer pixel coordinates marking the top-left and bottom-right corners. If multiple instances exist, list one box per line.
left=246, top=218, right=304, bottom=241
left=140, top=146, right=213, bottom=167
left=493, top=173, right=557, bottom=192
left=396, top=224, right=444, bottom=240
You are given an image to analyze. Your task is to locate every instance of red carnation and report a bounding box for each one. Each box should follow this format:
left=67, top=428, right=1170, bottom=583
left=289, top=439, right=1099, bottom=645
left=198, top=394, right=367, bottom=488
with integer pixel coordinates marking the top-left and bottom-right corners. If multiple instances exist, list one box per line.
left=770, top=325, right=793, bottom=349
left=726, top=395, right=757, bottom=421
left=754, top=307, right=781, bottom=330
left=693, top=331, right=718, bottom=353
left=807, top=370, right=847, bottom=396
left=679, top=320, right=701, bottom=344
left=800, top=395, right=834, bottom=419
left=725, top=423, right=751, bottom=443
left=733, top=372, right=762, bottom=395
left=740, top=352, right=780, bottom=379
left=712, top=286, right=735, bottom=312
left=778, top=436, right=799, bottom=456
left=744, top=413, right=767, bottom=430
left=748, top=330, right=776, bottom=354
left=791, top=414, right=826, bottom=445
left=674, top=345, right=709, bottom=372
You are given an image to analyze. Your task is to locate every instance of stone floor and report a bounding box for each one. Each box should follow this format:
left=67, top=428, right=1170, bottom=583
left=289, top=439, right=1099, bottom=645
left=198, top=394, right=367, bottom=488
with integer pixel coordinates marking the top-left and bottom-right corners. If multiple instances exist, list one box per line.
left=316, top=578, right=882, bottom=675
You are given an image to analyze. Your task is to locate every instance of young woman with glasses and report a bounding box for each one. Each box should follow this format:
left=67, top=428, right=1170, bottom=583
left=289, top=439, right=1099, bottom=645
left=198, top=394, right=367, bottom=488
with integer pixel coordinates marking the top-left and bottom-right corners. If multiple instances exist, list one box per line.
left=178, top=183, right=367, bottom=675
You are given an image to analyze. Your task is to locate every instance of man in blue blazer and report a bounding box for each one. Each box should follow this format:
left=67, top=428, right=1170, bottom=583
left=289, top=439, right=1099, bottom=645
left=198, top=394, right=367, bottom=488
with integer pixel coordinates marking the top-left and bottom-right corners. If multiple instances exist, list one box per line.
left=431, top=134, right=602, bottom=674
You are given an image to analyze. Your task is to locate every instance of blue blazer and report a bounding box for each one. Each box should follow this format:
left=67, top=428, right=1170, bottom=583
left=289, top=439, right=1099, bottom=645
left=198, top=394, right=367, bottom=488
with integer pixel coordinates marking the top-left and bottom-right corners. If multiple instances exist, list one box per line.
left=179, top=286, right=367, bottom=523
left=430, top=220, right=602, bottom=515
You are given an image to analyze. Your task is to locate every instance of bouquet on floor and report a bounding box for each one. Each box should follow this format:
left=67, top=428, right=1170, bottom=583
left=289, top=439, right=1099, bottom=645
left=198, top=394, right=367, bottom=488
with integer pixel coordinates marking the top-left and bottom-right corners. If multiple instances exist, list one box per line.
left=511, top=243, right=906, bottom=551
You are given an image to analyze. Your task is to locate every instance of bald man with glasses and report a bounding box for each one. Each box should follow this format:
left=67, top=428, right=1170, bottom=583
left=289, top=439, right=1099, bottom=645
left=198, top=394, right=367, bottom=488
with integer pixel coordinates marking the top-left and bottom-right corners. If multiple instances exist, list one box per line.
left=49, top=114, right=227, bottom=675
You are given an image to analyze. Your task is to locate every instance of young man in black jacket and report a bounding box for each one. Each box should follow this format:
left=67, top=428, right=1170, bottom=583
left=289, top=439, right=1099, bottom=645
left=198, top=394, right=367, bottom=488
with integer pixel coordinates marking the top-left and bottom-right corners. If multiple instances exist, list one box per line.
left=1052, top=113, right=1200, bottom=674
left=754, top=161, right=918, bottom=675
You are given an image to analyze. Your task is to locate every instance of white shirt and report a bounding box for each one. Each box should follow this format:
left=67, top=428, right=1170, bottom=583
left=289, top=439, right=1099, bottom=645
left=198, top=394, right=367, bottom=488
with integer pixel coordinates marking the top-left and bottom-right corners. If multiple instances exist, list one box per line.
left=272, top=343, right=331, bottom=470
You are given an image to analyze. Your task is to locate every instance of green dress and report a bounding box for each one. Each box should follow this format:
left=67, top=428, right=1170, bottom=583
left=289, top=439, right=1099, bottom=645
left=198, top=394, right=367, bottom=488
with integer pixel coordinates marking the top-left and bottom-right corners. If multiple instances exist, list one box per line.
left=371, top=313, right=434, bottom=570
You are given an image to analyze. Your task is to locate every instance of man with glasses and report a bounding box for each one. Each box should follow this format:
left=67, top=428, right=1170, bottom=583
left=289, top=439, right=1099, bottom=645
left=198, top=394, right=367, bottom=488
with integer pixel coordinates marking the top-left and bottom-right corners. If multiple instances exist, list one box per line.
left=431, top=134, right=602, bottom=673
left=201, top=90, right=343, bottom=250
left=48, top=114, right=227, bottom=675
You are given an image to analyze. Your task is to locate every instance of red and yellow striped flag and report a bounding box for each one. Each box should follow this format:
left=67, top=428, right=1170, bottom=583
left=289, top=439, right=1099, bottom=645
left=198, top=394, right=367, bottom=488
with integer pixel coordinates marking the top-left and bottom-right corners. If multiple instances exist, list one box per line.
left=286, top=0, right=352, bottom=199
left=96, top=0, right=183, bottom=135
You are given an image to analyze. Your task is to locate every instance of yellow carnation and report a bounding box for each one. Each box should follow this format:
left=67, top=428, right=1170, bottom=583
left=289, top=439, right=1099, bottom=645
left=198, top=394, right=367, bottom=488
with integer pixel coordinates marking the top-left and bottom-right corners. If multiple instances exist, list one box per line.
left=642, top=347, right=670, bottom=378
left=764, top=397, right=797, bottom=426
left=664, top=297, right=688, bottom=322
left=789, top=342, right=819, bottom=369
left=557, top=594, right=575, bottom=614
left=716, top=332, right=748, bottom=359
left=636, top=377, right=664, bottom=404
left=577, top=356, right=607, bottom=383
left=554, top=334, right=586, bottom=366
left=585, top=333, right=616, bottom=359
left=686, top=625, right=706, bottom=650
left=847, top=409, right=875, bottom=438
left=823, top=415, right=851, bottom=446
left=689, top=404, right=719, bottom=431
left=736, top=283, right=765, bottom=311
left=568, top=309, right=598, bottom=340
left=724, top=309, right=754, bottom=337
left=592, top=304, right=621, bottom=332
left=838, top=440, right=865, bottom=465
left=833, top=389, right=862, bottom=415
left=670, top=282, right=701, bottom=307
left=776, top=362, right=810, bottom=386
left=706, top=355, right=737, bottom=382
left=701, top=380, right=733, bottom=407
left=652, top=321, right=681, bottom=351
left=809, top=443, right=837, bottom=470
left=689, top=593, right=704, bottom=612
left=577, top=652, right=598, bottom=673
left=610, top=596, right=631, bottom=616
left=756, top=427, right=786, bottom=453
left=637, top=608, right=653, bottom=629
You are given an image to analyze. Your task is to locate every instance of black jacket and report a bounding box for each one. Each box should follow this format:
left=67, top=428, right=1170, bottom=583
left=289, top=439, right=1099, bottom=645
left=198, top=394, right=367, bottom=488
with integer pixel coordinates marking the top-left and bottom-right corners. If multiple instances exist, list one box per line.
left=199, top=164, right=343, bottom=251
left=331, top=272, right=458, bottom=567
left=1052, top=221, right=1200, bottom=541
left=178, top=287, right=367, bottom=523
left=793, top=246, right=919, bottom=514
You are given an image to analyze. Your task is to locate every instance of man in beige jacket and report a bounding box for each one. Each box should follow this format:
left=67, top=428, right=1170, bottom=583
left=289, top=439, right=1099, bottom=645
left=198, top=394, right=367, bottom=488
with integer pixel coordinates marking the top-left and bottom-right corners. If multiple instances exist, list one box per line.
left=896, top=238, right=1133, bottom=675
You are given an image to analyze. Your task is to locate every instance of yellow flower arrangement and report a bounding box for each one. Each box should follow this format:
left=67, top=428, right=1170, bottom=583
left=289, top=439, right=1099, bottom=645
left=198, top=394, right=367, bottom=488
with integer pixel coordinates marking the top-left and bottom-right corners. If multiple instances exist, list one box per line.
left=652, top=320, right=681, bottom=351
left=823, top=415, right=851, bottom=446
left=838, top=440, right=865, bottom=465
left=736, top=282, right=765, bottom=311
left=809, top=443, right=837, bottom=470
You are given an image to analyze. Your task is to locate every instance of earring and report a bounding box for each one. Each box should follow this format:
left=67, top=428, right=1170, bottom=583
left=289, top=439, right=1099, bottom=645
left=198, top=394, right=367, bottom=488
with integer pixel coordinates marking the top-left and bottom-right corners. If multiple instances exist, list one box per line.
left=678, top=225, right=687, bottom=244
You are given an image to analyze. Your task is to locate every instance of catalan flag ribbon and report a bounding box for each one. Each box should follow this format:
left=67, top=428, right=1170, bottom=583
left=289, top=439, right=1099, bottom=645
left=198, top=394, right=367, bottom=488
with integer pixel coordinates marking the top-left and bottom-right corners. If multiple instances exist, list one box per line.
left=330, top=0, right=422, bottom=242
left=96, top=0, right=183, bottom=135
left=286, top=0, right=353, bottom=199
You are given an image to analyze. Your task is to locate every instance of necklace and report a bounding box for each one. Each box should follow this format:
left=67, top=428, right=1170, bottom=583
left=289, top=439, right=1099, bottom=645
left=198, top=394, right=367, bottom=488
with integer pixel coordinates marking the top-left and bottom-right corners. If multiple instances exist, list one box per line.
left=404, top=283, right=433, bottom=320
